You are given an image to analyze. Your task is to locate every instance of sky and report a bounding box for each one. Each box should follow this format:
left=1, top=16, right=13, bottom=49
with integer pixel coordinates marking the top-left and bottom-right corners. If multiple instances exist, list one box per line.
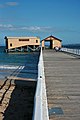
left=0, top=0, right=80, bottom=46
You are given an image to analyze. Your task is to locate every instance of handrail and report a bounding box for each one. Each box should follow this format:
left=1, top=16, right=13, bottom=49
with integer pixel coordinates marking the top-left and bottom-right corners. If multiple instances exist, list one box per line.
left=61, top=48, right=80, bottom=56
left=32, top=47, right=49, bottom=120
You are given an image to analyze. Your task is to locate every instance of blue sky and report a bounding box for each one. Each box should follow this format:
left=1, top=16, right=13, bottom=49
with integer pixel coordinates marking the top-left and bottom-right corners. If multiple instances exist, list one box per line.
left=0, top=0, right=80, bottom=45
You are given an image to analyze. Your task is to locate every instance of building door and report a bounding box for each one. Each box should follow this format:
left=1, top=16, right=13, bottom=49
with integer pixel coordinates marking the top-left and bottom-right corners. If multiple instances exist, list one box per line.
left=45, top=41, right=50, bottom=49
left=44, top=40, right=53, bottom=49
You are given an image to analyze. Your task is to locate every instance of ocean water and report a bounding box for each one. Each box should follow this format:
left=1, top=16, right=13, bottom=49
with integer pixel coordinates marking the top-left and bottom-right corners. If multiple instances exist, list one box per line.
left=0, top=46, right=39, bottom=80
left=62, top=44, right=80, bottom=49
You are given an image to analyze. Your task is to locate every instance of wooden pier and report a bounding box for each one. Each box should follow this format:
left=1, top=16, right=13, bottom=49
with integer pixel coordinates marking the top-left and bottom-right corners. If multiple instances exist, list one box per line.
left=43, top=49, right=80, bottom=120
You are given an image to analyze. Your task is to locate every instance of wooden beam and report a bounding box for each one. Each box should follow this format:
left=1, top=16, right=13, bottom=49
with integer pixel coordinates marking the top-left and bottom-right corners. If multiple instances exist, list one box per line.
left=7, top=76, right=37, bottom=82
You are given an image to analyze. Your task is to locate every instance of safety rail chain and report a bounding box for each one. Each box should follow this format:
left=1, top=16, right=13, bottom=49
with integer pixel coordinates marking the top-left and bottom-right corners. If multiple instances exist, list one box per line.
left=61, top=48, right=80, bottom=56
left=32, top=47, right=49, bottom=120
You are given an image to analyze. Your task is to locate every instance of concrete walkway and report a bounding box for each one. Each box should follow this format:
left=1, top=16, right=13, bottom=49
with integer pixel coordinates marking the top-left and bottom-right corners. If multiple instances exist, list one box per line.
left=43, top=50, right=80, bottom=120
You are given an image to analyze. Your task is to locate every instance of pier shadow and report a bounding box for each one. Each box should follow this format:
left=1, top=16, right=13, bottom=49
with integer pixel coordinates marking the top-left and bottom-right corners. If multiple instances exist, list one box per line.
left=3, top=80, right=36, bottom=120
left=2, top=52, right=39, bottom=120
left=17, top=65, right=38, bottom=80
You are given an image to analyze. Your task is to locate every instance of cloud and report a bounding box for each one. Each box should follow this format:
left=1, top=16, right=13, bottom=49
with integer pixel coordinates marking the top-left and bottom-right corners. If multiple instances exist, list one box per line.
left=21, top=26, right=41, bottom=31
left=0, top=2, right=19, bottom=8
left=6, top=2, right=19, bottom=6
left=0, top=24, right=52, bottom=32
left=21, top=26, right=51, bottom=32
left=0, top=24, right=13, bottom=28
left=0, top=24, right=13, bottom=31
left=0, top=24, right=79, bottom=34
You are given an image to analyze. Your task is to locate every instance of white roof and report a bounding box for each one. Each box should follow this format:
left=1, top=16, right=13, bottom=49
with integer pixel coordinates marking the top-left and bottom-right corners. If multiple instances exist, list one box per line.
left=6, top=36, right=39, bottom=39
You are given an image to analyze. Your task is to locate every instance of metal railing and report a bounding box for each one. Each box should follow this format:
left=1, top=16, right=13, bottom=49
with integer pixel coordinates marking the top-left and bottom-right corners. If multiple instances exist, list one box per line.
left=61, top=48, right=80, bottom=56
left=32, top=47, right=49, bottom=120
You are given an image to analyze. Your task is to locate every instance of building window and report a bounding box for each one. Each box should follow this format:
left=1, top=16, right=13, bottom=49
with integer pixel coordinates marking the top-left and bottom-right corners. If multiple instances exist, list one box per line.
left=36, top=40, right=38, bottom=43
left=19, top=39, right=29, bottom=41
left=10, top=43, right=12, bottom=47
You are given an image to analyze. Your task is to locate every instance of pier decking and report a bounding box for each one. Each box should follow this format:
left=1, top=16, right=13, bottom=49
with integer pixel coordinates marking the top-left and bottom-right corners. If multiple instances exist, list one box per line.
left=43, top=49, right=80, bottom=120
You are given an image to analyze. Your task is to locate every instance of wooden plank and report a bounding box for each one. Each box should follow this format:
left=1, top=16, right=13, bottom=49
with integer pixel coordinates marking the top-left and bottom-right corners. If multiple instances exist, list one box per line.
left=43, top=50, right=80, bottom=120
left=7, top=76, right=37, bottom=82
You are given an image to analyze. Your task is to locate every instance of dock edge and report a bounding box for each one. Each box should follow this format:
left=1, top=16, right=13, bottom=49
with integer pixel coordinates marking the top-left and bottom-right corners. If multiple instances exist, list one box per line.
left=32, top=47, right=49, bottom=120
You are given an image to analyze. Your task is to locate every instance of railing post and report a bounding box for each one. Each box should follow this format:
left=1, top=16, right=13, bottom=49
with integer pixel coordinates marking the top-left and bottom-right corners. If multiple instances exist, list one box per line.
left=61, top=47, right=80, bottom=56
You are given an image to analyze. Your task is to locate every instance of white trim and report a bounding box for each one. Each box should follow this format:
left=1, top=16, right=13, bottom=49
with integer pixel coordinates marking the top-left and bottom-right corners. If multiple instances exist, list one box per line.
left=32, top=47, right=49, bottom=120
left=6, top=37, right=39, bottom=39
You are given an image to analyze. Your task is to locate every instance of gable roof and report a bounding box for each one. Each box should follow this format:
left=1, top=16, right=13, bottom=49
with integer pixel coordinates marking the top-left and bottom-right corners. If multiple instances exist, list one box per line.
left=41, top=35, right=62, bottom=42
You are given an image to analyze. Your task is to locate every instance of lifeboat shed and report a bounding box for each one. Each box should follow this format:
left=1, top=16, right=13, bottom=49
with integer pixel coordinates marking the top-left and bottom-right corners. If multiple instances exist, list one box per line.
left=5, top=36, right=40, bottom=52
left=41, top=35, right=62, bottom=50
